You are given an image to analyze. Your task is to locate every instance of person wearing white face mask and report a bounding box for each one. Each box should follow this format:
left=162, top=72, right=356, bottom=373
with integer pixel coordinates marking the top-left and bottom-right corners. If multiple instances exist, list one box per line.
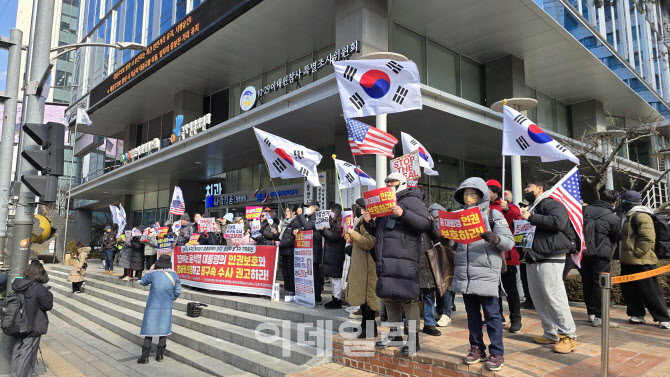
left=295, top=200, right=324, bottom=304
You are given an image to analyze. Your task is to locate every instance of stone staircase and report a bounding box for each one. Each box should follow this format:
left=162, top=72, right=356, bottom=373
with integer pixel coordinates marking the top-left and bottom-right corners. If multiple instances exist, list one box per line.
left=45, top=263, right=352, bottom=377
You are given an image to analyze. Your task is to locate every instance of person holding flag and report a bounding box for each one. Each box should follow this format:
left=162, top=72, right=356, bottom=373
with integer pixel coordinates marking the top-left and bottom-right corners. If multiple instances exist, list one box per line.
left=520, top=175, right=579, bottom=353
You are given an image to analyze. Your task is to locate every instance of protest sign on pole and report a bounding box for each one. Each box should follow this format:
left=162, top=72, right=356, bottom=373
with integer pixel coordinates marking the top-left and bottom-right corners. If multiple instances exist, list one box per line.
left=315, top=210, right=331, bottom=229
left=245, top=206, right=263, bottom=220
left=157, top=227, right=169, bottom=238
left=173, top=245, right=279, bottom=296
left=513, top=220, right=536, bottom=248
left=341, top=210, right=354, bottom=244
left=437, top=208, right=486, bottom=244
left=390, top=151, right=421, bottom=187
left=294, top=230, right=315, bottom=308
left=125, top=230, right=131, bottom=239
left=197, top=217, right=217, bottom=233
left=157, top=236, right=174, bottom=255
left=224, top=224, right=244, bottom=239
left=364, top=187, right=397, bottom=218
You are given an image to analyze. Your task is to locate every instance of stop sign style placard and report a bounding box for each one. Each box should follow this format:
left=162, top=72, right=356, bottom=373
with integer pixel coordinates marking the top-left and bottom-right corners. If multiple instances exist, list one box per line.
left=390, top=151, right=421, bottom=187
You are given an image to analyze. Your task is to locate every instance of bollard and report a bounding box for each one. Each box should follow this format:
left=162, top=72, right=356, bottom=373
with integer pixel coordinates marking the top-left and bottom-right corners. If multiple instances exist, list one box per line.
left=600, top=272, right=612, bottom=377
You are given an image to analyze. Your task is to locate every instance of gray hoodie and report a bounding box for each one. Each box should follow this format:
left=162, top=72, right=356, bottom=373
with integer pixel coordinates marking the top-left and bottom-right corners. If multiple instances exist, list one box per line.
left=451, top=177, right=514, bottom=297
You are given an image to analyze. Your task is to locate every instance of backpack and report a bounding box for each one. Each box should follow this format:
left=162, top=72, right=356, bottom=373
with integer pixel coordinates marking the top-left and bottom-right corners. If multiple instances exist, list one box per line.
left=1, top=286, right=32, bottom=337
left=630, top=212, right=670, bottom=259
left=583, top=210, right=609, bottom=257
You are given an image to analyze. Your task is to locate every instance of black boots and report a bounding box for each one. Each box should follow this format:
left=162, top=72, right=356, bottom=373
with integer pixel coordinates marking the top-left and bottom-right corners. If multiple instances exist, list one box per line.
left=137, top=346, right=150, bottom=364
left=375, top=327, right=404, bottom=348
left=156, top=346, right=165, bottom=362
left=401, top=332, right=420, bottom=356
left=357, top=304, right=378, bottom=339
left=325, top=298, right=342, bottom=309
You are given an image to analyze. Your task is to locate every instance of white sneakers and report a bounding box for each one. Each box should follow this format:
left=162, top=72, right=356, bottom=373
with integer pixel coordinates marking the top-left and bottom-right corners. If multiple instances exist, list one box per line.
left=591, top=317, right=619, bottom=328
left=629, top=316, right=646, bottom=324
left=436, top=315, right=451, bottom=327
left=659, top=322, right=669, bottom=329
left=588, top=314, right=595, bottom=324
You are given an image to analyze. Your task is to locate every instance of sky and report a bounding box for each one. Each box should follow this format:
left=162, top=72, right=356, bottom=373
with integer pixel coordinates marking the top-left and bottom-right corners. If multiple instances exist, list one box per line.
left=0, top=0, right=19, bottom=92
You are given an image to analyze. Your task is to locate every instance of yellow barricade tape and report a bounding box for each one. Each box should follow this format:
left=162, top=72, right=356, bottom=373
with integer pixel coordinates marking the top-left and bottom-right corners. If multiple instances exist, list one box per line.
left=611, top=263, right=670, bottom=284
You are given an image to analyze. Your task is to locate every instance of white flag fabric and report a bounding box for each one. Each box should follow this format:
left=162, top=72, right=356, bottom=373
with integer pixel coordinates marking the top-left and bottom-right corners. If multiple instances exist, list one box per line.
left=254, top=128, right=323, bottom=187
left=502, top=105, right=579, bottom=165
left=169, top=186, right=186, bottom=215
left=76, top=107, right=92, bottom=126
left=109, top=205, right=119, bottom=226
left=333, top=59, right=422, bottom=119
left=117, top=204, right=127, bottom=237
left=401, top=132, right=438, bottom=176
left=334, top=158, right=376, bottom=188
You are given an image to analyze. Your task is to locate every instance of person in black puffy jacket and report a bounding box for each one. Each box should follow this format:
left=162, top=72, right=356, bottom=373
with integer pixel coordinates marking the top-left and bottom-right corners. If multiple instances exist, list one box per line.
left=580, top=189, right=621, bottom=327
left=10, top=260, right=53, bottom=377
left=373, top=173, right=431, bottom=356
left=321, top=203, right=346, bottom=309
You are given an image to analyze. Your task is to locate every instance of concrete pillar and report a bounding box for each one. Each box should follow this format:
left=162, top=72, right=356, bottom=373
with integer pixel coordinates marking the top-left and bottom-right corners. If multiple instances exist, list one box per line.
left=335, top=0, right=389, bottom=58
left=485, top=55, right=527, bottom=205
left=174, top=91, right=204, bottom=129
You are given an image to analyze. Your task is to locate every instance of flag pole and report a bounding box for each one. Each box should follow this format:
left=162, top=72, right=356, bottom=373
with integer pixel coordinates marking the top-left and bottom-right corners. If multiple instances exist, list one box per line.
left=351, top=154, right=366, bottom=190
left=332, top=155, right=345, bottom=206
left=501, top=99, right=508, bottom=200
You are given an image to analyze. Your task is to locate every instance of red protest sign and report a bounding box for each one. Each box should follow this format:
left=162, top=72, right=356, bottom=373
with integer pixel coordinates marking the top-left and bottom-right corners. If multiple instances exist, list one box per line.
left=364, top=187, right=397, bottom=218
left=173, top=245, right=279, bottom=296
left=438, top=207, right=486, bottom=244
left=390, top=151, right=421, bottom=188
left=197, top=217, right=217, bottom=233
left=245, top=206, right=263, bottom=220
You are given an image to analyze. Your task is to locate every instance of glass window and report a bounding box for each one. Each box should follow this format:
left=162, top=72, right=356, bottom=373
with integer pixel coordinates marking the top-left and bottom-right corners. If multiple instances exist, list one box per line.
left=123, top=1, right=136, bottom=63
left=176, top=0, right=186, bottom=21
left=142, top=209, right=157, bottom=226
left=393, top=25, right=426, bottom=84
left=211, top=89, right=229, bottom=125
left=427, top=40, right=459, bottom=96
left=536, top=91, right=556, bottom=132
left=135, top=0, right=144, bottom=44
left=286, top=54, right=312, bottom=93
left=460, top=57, right=485, bottom=105
left=313, top=44, right=335, bottom=82
left=556, top=101, right=570, bottom=137
left=132, top=210, right=143, bottom=226
left=157, top=207, right=168, bottom=225
left=262, top=65, right=286, bottom=104
left=146, top=0, right=155, bottom=43
left=160, top=111, right=174, bottom=147
left=525, top=86, right=537, bottom=121
left=131, top=193, right=144, bottom=211
left=238, top=166, right=254, bottom=191
left=147, top=116, right=162, bottom=142
left=160, top=0, right=172, bottom=34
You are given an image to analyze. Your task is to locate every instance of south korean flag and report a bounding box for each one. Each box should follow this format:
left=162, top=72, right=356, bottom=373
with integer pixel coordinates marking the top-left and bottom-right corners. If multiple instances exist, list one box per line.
left=502, top=105, right=580, bottom=165
left=333, top=59, right=422, bottom=119
left=254, top=128, right=323, bottom=187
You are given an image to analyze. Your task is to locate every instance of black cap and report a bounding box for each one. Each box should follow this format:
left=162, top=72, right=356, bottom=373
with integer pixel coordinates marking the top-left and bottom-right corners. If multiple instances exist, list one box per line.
left=305, top=200, right=320, bottom=207
left=355, top=198, right=366, bottom=209
left=155, top=254, right=172, bottom=269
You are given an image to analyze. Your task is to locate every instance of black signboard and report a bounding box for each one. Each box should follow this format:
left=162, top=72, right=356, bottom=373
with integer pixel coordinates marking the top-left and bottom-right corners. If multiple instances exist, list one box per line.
left=88, top=0, right=262, bottom=110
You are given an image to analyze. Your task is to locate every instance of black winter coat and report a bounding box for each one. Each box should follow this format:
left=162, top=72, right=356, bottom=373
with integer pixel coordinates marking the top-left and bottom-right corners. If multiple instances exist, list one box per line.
left=374, top=188, right=432, bottom=301
left=197, top=232, right=220, bottom=245
left=321, top=217, right=346, bottom=278
left=101, top=232, right=117, bottom=250
left=127, top=237, right=145, bottom=270
left=11, top=278, right=53, bottom=337
left=527, top=197, right=573, bottom=260
left=418, top=232, right=436, bottom=289
left=254, top=220, right=279, bottom=246
left=297, top=214, right=323, bottom=263
left=583, top=200, right=621, bottom=260
left=262, top=217, right=300, bottom=256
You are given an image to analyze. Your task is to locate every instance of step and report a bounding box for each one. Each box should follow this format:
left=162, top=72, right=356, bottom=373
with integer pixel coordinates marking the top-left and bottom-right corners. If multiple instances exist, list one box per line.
left=49, top=282, right=309, bottom=377
left=48, top=289, right=254, bottom=377
left=48, top=265, right=351, bottom=330
left=48, top=268, right=350, bottom=345
left=48, top=273, right=318, bottom=366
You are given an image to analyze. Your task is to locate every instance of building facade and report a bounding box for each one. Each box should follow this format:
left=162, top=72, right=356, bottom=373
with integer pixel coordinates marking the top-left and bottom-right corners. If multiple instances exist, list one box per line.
left=66, top=0, right=670, bottom=233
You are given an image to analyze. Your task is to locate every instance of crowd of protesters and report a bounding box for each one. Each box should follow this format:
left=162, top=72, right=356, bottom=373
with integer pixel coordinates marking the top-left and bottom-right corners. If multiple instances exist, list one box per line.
left=41, top=172, right=666, bottom=372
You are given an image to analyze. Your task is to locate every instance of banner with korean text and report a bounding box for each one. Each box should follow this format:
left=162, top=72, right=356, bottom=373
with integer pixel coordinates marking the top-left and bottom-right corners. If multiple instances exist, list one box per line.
left=157, top=236, right=174, bottom=255
left=173, top=245, right=279, bottom=296
left=364, top=187, right=397, bottom=218
left=437, top=208, right=485, bottom=244
left=294, top=231, right=315, bottom=308
left=197, top=218, right=217, bottom=233
left=513, top=220, right=536, bottom=248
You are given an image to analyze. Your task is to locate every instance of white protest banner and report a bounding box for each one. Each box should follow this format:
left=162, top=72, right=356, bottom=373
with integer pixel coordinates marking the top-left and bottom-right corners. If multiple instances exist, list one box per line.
left=390, top=151, right=421, bottom=187
left=315, top=210, right=330, bottom=229
left=251, top=220, right=262, bottom=238
left=294, top=231, right=315, bottom=308
left=513, top=220, right=536, bottom=249
left=224, top=224, right=244, bottom=239
left=197, top=217, right=217, bottom=233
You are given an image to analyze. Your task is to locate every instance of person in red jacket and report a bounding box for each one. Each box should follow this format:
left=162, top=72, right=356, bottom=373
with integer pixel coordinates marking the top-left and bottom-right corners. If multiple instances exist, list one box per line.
left=487, top=180, right=522, bottom=334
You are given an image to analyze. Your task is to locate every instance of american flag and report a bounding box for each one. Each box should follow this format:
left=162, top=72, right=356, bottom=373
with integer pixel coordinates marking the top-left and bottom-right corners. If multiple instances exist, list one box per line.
left=346, top=119, right=398, bottom=158
left=169, top=186, right=185, bottom=215
left=543, top=167, right=584, bottom=265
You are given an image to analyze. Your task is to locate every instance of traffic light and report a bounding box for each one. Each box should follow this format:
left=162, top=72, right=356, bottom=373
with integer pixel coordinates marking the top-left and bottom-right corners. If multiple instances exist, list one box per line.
left=20, top=122, right=65, bottom=202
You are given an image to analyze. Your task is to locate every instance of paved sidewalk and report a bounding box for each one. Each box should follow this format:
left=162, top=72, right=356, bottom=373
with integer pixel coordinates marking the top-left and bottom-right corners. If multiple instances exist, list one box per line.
left=37, top=314, right=211, bottom=377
